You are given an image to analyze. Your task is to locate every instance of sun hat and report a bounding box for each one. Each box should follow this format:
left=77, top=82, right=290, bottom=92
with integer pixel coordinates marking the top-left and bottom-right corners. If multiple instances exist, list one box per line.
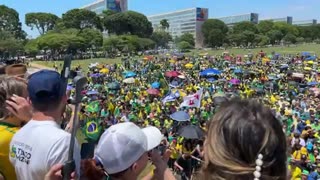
left=94, top=122, right=162, bottom=174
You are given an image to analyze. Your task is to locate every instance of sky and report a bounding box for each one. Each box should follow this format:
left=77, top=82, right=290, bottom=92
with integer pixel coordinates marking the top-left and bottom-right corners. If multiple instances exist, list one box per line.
left=1, top=0, right=319, bottom=38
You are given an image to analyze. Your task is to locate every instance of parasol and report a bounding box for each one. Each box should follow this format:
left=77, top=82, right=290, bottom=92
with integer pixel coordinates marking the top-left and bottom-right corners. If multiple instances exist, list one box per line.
left=107, top=82, right=120, bottom=90
left=99, top=68, right=109, bottom=74
left=199, top=68, right=221, bottom=76
left=165, top=71, right=180, bottom=78
left=229, top=78, right=241, bottom=85
left=123, top=78, right=135, bottom=84
left=170, top=111, right=190, bottom=122
left=147, top=88, right=160, bottom=95
left=151, top=82, right=161, bottom=89
left=178, top=125, right=204, bottom=139
left=185, top=63, right=194, bottom=69
left=125, top=71, right=137, bottom=78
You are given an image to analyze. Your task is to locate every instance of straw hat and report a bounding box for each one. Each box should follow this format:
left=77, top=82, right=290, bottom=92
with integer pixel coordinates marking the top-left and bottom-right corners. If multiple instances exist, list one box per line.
left=5, top=64, right=28, bottom=78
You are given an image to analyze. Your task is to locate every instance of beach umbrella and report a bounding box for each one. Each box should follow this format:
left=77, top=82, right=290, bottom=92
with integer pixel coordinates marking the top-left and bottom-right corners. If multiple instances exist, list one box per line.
left=90, top=73, right=101, bottom=78
left=185, top=63, right=194, bottom=69
left=207, top=78, right=216, bottom=83
left=170, top=111, right=190, bottom=122
left=125, top=71, right=136, bottom=78
left=199, top=68, right=221, bottom=76
left=308, top=81, right=318, bottom=86
left=165, top=71, right=180, bottom=78
left=99, top=68, right=109, bottom=74
left=234, top=69, right=242, bottom=73
left=123, top=78, right=135, bottom=84
left=178, top=75, right=186, bottom=79
left=147, top=88, right=160, bottom=95
left=107, top=82, right=120, bottom=90
left=304, top=67, right=312, bottom=71
left=151, top=82, right=161, bottom=89
left=229, top=78, right=241, bottom=85
left=301, top=52, right=311, bottom=56
left=178, top=125, right=204, bottom=139
left=87, top=90, right=99, bottom=95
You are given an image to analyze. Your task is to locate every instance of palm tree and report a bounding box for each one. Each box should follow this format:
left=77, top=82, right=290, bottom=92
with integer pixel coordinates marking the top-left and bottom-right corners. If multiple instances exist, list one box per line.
left=160, top=19, right=170, bottom=30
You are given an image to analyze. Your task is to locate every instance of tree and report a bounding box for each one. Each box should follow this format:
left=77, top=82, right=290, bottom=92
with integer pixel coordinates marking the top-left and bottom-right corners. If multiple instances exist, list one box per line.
left=0, top=5, right=25, bottom=39
left=25, top=12, right=59, bottom=35
left=178, top=41, right=192, bottom=51
left=160, top=19, right=169, bottom=30
left=62, top=9, right=103, bottom=31
left=274, top=22, right=299, bottom=37
left=103, top=11, right=153, bottom=38
left=257, top=20, right=274, bottom=35
left=150, top=30, right=172, bottom=48
left=202, top=19, right=228, bottom=47
left=241, top=30, right=257, bottom=46
left=283, top=33, right=297, bottom=44
left=0, top=31, right=23, bottom=58
left=24, top=39, right=39, bottom=56
left=255, top=35, right=270, bottom=46
left=176, top=33, right=195, bottom=47
left=233, top=22, right=258, bottom=34
left=78, top=28, right=103, bottom=49
left=267, top=30, right=283, bottom=45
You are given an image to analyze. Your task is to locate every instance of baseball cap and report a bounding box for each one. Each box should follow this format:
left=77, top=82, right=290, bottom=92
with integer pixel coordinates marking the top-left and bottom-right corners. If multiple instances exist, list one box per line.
left=28, top=70, right=65, bottom=103
left=95, top=122, right=162, bottom=174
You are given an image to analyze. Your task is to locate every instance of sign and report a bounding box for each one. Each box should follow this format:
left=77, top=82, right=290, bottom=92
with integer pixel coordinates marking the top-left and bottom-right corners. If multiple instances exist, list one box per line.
left=196, top=8, right=208, bottom=21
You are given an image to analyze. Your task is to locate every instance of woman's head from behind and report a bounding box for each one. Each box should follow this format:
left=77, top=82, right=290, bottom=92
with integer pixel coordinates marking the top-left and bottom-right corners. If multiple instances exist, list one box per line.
left=0, top=76, right=28, bottom=124
left=202, top=99, right=287, bottom=180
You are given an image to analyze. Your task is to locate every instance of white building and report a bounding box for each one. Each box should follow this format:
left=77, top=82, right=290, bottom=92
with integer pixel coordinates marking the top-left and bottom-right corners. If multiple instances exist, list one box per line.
left=217, top=13, right=259, bottom=26
left=293, top=19, right=317, bottom=26
left=263, top=16, right=293, bottom=24
left=148, top=7, right=209, bottom=48
left=82, top=0, right=128, bottom=14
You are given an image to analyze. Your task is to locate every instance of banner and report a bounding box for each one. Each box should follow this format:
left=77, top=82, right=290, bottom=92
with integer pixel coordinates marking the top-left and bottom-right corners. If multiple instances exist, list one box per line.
left=180, top=88, right=203, bottom=108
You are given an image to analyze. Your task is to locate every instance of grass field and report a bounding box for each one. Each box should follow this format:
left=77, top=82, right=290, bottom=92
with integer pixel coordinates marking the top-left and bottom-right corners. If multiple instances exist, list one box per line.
left=190, top=43, right=320, bottom=56
left=32, top=57, right=122, bottom=72
left=32, top=44, right=320, bottom=70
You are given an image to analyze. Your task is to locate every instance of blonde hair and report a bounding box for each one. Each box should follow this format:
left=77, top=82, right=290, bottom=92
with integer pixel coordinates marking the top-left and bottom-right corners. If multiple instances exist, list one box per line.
left=0, top=75, right=27, bottom=121
left=201, top=99, right=287, bottom=180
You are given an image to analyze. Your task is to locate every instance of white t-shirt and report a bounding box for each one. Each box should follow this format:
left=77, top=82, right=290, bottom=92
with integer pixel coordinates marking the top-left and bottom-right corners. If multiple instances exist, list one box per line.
left=9, top=120, right=80, bottom=180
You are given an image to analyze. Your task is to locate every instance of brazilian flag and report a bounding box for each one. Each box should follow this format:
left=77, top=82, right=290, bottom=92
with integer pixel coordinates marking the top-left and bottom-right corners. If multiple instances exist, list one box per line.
left=83, top=120, right=102, bottom=142
left=86, top=101, right=101, bottom=113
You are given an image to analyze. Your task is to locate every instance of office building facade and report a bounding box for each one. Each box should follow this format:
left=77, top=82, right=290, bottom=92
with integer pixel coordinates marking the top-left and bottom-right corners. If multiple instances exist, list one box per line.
left=293, top=19, right=317, bottom=26
left=263, top=16, right=293, bottom=24
left=148, top=8, right=209, bottom=48
left=82, top=0, right=128, bottom=14
left=217, top=13, right=259, bottom=26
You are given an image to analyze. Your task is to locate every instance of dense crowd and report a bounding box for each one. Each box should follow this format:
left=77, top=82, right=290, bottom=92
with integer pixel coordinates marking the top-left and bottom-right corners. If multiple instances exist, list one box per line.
left=0, top=51, right=319, bottom=180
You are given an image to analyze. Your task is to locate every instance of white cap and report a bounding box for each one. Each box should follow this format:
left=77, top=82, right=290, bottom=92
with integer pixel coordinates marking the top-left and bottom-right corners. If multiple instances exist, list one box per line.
left=94, top=122, right=162, bottom=174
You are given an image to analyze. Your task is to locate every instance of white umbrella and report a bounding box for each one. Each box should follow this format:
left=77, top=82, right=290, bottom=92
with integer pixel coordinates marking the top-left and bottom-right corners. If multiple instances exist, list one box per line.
left=123, top=77, right=135, bottom=84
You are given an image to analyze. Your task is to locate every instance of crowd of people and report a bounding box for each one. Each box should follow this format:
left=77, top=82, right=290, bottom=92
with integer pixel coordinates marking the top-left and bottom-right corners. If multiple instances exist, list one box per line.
left=0, top=50, right=319, bottom=180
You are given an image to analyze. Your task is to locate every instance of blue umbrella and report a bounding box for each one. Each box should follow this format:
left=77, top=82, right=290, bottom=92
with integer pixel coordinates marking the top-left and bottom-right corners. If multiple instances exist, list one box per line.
left=308, top=81, right=318, bottom=86
left=306, top=56, right=316, bottom=61
left=234, top=69, right=242, bottom=73
left=170, top=111, right=190, bottom=122
left=301, top=52, right=311, bottom=56
left=90, top=73, right=101, bottom=78
left=207, top=78, right=216, bottom=83
left=199, top=68, right=221, bottom=76
left=151, top=82, right=160, bottom=89
left=87, top=90, right=99, bottom=95
left=125, top=71, right=136, bottom=78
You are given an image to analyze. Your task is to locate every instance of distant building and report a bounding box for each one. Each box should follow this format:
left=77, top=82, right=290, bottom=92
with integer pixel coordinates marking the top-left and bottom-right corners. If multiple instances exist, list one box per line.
left=293, top=19, right=317, bottom=26
left=82, top=0, right=128, bottom=14
left=216, top=13, right=259, bottom=26
left=148, top=7, right=209, bottom=48
left=263, top=16, right=293, bottom=24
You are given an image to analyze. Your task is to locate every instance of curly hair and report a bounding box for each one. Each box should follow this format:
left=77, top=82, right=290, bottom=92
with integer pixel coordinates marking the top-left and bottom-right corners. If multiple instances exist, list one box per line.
left=201, top=98, right=287, bottom=180
left=0, top=75, right=27, bottom=121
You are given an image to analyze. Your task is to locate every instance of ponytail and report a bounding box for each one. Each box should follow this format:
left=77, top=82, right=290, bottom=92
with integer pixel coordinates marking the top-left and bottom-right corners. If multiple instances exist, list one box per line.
left=81, top=159, right=104, bottom=180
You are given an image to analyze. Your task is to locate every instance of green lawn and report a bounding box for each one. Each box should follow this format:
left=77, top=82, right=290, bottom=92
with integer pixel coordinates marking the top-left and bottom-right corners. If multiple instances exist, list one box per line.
left=32, top=57, right=122, bottom=72
left=189, top=43, right=320, bottom=56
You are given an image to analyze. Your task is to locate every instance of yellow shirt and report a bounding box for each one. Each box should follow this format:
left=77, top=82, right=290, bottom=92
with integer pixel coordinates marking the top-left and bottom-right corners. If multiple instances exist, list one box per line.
left=169, top=143, right=180, bottom=159
left=288, top=165, right=302, bottom=180
left=0, top=122, right=19, bottom=180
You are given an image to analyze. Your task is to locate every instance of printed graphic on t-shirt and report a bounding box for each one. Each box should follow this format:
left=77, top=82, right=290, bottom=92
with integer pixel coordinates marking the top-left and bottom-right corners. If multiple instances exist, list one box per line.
left=10, top=141, right=32, bottom=165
